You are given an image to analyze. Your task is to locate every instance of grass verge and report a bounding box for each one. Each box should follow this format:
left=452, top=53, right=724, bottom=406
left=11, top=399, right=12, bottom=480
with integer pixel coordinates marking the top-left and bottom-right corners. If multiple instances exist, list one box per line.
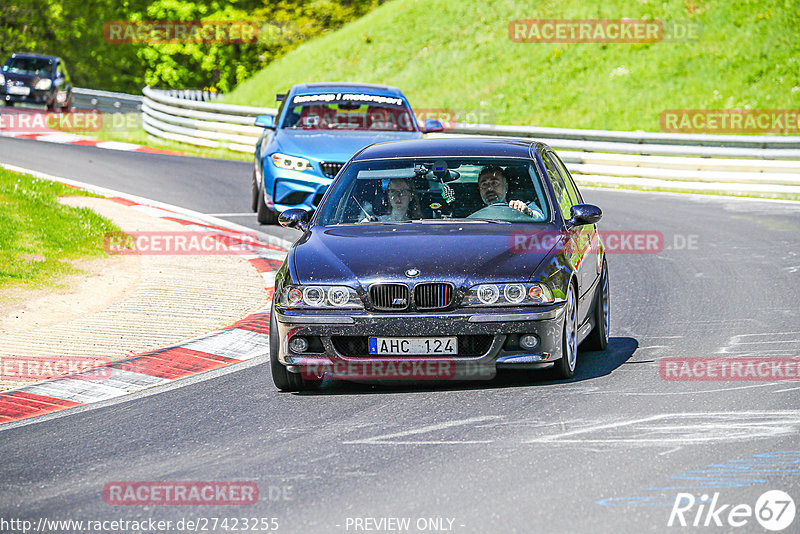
left=223, top=0, right=800, bottom=133
left=0, top=167, right=120, bottom=291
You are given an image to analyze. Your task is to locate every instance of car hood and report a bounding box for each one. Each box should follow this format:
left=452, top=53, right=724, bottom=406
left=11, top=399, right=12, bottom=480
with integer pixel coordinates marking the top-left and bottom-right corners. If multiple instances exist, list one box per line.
left=275, top=130, right=421, bottom=162
left=292, top=223, right=561, bottom=288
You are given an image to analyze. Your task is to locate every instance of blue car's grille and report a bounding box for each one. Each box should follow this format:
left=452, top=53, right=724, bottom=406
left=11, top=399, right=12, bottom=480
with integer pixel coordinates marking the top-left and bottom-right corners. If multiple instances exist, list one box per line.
left=414, top=283, right=454, bottom=310
left=370, top=283, right=409, bottom=311
left=320, top=162, right=344, bottom=178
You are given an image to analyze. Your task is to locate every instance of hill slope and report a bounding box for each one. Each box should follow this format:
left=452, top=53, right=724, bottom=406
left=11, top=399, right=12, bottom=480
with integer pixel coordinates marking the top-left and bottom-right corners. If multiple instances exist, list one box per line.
left=223, top=0, right=799, bottom=132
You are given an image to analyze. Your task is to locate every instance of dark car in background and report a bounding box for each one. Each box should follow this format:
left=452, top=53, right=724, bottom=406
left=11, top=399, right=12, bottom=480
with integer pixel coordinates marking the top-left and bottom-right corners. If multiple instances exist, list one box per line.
left=269, top=137, right=609, bottom=391
left=0, top=53, right=73, bottom=111
left=251, top=82, right=443, bottom=224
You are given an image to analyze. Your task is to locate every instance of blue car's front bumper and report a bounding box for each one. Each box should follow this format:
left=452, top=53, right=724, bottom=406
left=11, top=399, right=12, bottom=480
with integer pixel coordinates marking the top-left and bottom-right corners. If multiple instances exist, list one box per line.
left=261, top=160, right=337, bottom=213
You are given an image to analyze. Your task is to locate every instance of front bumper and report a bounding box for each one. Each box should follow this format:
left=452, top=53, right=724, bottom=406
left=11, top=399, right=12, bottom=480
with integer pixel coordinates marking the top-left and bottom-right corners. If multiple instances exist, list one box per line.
left=1, top=88, right=56, bottom=106
left=262, top=163, right=332, bottom=213
left=274, top=305, right=566, bottom=381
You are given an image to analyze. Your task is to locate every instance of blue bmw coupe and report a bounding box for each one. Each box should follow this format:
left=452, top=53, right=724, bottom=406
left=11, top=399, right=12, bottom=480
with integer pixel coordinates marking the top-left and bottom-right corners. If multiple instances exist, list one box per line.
left=251, top=82, right=443, bottom=224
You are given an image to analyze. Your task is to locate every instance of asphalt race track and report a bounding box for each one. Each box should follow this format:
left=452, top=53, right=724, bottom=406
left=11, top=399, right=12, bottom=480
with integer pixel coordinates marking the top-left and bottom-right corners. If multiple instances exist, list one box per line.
left=1, top=136, right=799, bottom=533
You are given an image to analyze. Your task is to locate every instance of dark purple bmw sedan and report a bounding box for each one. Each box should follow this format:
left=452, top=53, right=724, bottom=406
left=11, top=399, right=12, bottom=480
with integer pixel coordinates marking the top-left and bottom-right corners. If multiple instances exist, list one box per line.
left=269, top=137, right=608, bottom=391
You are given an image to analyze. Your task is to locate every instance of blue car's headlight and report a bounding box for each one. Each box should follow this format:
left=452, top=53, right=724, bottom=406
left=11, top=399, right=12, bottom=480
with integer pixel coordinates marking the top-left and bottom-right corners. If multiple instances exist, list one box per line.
left=463, top=283, right=554, bottom=306
left=35, top=79, right=52, bottom=90
left=279, top=285, right=362, bottom=309
left=271, top=153, right=312, bottom=172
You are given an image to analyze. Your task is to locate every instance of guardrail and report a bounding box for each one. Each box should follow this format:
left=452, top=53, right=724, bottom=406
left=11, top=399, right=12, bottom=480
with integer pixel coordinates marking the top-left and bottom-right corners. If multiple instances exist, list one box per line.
left=74, top=86, right=800, bottom=196
left=444, top=124, right=800, bottom=160
left=141, top=86, right=276, bottom=153
left=72, top=88, right=142, bottom=113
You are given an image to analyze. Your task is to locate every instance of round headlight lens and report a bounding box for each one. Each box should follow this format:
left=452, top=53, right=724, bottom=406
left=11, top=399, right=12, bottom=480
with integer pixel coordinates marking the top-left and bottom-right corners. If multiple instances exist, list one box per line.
left=328, top=286, right=350, bottom=307
left=477, top=284, right=500, bottom=305
left=528, top=285, right=543, bottom=301
left=287, top=288, right=302, bottom=305
left=302, top=286, right=325, bottom=306
left=504, top=283, right=526, bottom=304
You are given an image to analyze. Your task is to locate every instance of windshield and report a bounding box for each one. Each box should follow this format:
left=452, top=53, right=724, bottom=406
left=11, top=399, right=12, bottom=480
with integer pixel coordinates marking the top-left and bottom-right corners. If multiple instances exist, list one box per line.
left=3, top=57, right=54, bottom=76
left=316, top=158, right=551, bottom=225
left=281, top=93, right=415, bottom=131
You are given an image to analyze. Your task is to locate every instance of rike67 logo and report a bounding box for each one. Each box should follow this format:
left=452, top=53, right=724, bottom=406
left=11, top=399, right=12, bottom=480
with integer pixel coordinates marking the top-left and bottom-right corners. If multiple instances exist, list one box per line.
left=668, top=490, right=796, bottom=531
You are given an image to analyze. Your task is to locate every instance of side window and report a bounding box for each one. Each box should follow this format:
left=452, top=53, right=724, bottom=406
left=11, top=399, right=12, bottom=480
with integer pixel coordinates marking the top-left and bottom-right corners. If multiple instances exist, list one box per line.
left=547, top=152, right=582, bottom=205
left=542, top=153, right=572, bottom=220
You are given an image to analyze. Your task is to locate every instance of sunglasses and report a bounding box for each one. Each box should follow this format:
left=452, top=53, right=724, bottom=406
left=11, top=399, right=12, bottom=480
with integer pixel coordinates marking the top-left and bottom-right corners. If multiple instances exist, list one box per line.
left=387, top=189, right=412, bottom=198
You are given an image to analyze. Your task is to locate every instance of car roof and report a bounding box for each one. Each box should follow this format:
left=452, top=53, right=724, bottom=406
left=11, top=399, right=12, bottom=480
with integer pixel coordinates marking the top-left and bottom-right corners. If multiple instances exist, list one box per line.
left=291, top=82, right=405, bottom=97
left=8, top=53, right=61, bottom=61
left=352, top=137, right=547, bottom=160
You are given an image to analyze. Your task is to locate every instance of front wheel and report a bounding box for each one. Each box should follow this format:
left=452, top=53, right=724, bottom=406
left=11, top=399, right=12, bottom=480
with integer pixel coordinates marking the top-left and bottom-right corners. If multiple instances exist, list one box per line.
left=582, top=260, right=609, bottom=351
left=251, top=170, right=259, bottom=212
left=553, top=283, right=578, bottom=379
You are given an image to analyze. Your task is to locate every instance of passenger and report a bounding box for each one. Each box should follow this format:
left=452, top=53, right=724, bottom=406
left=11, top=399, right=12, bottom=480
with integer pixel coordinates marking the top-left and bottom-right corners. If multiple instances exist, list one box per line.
left=367, top=107, right=395, bottom=130
left=476, top=166, right=544, bottom=219
left=377, top=178, right=421, bottom=221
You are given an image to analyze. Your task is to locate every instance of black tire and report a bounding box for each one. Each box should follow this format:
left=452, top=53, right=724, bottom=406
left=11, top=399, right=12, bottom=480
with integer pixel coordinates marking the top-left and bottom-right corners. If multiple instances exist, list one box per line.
left=251, top=170, right=259, bottom=212
left=582, top=260, right=609, bottom=351
left=269, top=304, right=316, bottom=391
left=5, top=101, right=14, bottom=107
left=46, top=99, right=57, bottom=111
left=553, top=283, right=578, bottom=379
left=256, top=182, right=278, bottom=225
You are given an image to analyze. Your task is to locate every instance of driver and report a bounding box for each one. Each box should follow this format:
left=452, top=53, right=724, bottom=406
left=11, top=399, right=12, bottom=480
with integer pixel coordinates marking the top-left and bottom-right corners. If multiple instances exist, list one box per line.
left=477, top=166, right=544, bottom=219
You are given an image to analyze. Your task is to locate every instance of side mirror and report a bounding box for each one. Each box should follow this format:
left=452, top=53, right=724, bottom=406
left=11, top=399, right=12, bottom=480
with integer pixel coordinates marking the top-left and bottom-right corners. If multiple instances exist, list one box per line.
left=567, top=204, right=602, bottom=228
left=254, top=114, right=275, bottom=129
left=278, top=208, right=312, bottom=231
left=421, top=118, right=444, bottom=133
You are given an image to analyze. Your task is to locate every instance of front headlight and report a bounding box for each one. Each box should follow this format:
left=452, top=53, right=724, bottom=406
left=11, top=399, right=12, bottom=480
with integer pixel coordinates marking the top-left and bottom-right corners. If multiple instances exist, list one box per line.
left=35, top=79, right=52, bottom=90
left=271, top=153, right=311, bottom=172
left=0, top=73, right=5, bottom=85
left=279, top=285, right=362, bottom=309
left=463, top=282, right=555, bottom=306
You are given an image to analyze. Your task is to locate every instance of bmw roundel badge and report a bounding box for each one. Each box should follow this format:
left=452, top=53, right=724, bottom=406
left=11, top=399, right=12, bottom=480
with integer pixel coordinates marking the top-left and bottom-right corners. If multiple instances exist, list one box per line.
left=405, top=268, right=420, bottom=278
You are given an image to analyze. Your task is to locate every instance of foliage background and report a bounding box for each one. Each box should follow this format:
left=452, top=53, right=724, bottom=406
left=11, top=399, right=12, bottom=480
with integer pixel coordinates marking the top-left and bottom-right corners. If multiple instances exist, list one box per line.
left=0, top=0, right=382, bottom=94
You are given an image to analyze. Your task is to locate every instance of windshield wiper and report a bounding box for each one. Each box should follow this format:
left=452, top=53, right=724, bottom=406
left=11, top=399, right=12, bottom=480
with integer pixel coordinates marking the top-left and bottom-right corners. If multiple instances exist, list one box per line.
left=410, top=218, right=511, bottom=224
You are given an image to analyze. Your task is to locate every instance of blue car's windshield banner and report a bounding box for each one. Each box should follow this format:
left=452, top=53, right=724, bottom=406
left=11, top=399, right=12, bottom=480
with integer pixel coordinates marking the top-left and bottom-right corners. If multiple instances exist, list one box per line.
left=292, top=93, right=405, bottom=107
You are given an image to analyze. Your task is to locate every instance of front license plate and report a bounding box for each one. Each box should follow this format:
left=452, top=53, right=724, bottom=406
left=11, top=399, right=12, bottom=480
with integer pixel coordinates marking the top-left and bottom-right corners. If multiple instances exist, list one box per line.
left=8, top=86, right=30, bottom=95
left=369, top=337, right=458, bottom=355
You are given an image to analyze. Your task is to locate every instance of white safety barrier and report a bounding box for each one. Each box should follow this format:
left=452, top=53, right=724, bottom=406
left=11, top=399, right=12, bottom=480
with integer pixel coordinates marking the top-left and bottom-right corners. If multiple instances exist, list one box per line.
left=141, top=86, right=277, bottom=152
left=134, top=86, right=800, bottom=195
